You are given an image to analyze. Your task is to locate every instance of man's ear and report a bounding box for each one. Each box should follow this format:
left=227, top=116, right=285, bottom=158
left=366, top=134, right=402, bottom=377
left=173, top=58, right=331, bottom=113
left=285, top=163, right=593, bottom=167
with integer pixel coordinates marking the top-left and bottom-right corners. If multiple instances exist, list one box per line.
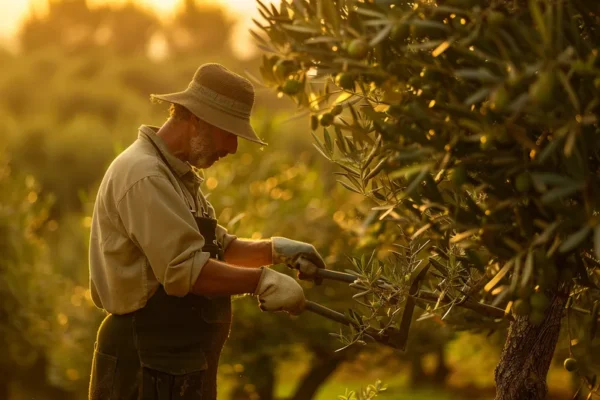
left=188, top=115, right=200, bottom=137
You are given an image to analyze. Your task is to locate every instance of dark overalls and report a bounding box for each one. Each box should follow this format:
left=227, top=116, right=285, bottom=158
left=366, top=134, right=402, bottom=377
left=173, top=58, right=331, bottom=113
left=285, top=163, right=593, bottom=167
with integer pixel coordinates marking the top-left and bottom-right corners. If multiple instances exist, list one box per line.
left=89, top=214, right=231, bottom=400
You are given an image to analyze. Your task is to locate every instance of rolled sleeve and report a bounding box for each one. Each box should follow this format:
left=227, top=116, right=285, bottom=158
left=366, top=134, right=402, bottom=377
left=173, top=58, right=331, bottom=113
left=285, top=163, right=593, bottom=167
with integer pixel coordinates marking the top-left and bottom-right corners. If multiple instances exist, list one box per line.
left=204, top=199, right=238, bottom=252
left=216, top=224, right=238, bottom=252
left=117, top=176, right=211, bottom=297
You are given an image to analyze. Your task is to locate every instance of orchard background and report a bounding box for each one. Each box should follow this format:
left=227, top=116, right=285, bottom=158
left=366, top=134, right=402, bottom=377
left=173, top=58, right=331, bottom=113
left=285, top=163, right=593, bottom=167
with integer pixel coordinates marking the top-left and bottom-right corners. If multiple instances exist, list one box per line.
left=0, top=0, right=598, bottom=399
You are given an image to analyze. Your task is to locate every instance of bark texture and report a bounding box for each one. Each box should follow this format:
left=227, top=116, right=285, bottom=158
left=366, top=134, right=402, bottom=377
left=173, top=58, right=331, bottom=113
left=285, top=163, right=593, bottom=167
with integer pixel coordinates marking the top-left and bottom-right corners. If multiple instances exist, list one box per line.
left=494, top=284, right=571, bottom=400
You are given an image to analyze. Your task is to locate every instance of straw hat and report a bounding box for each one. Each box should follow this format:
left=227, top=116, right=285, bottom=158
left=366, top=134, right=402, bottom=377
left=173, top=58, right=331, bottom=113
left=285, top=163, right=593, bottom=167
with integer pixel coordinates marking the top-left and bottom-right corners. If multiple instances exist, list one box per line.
left=151, top=63, right=267, bottom=146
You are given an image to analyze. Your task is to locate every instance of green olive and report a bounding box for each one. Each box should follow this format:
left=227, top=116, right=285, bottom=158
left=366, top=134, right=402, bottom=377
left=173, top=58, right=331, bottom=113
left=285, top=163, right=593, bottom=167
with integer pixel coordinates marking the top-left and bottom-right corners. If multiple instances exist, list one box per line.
left=514, top=172, right=531, bottom=193
left=512, top=299, right=531, bottom=316
left=335, top=73, right=355, bottom=91
left=529, top=71, right=557, bottom=108
left=450, top=165, right=468, bottom=187
left=390, top=23, right=409, bottom=43
left=320, top=113, right=334, bottom=127
left=272, top=59, right=296, bottom=81
left=487, top=11, right=506, bottom=28
left=563, top=358, right=578, bottom=372
left=530, top=292, right=550, bottom=311
left=281, top=79, right=302, bottom=95
left=518, top=284, right=533, bottom=300
left=408, top=76, right=420, bottom=87
left=529, top=310, right=545, bottom=326
left=491, top=86, right=510, bottom=111
left=347, top=39, right=369, bottom=59
left=331, top=105, right=343, bottom=116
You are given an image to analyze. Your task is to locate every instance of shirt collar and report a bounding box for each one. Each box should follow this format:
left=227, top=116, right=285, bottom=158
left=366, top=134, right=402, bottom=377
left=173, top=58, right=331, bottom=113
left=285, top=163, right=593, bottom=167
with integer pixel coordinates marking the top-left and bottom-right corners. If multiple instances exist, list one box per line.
left=138, top=125, right=204, bottom=183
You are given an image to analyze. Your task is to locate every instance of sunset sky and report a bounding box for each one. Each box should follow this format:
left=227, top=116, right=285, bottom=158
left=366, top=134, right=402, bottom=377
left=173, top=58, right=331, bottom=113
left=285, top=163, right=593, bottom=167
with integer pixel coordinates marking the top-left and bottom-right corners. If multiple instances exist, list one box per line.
left=1, top=0, right=264, bottom=57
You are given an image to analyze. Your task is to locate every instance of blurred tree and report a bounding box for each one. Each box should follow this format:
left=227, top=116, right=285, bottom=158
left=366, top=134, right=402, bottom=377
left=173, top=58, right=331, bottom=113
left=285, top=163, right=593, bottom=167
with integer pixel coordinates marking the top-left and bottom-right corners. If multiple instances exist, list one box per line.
left=0, top=153, right=73, bottom=399
left=164, top=0, right=236, bottom=58
left=8, top=115, right=119, bottom=217
left=19, top=0, right=160, bottom=57
left=0, top=41, right=266, bottom=217
left=97, top=2, right=161, bottom=56
left=19, top=0, right=101, bottom=54
left=1, top=6, right=383, bottom=396
left=255, top=0, right=600, bottom=399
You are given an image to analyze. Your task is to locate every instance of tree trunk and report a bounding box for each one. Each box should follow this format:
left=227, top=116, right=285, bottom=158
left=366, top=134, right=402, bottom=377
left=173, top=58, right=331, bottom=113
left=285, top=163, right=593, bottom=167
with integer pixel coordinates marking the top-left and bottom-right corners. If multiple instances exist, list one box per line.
left=290, top=350, right=353, bottom=400
left=254, top=355, right=275, bottom=400
left=409, top=354, right=428, bottom=388
left=494, top=283, right=571, bottom=400
left=432, top=346, right=451, bottom=386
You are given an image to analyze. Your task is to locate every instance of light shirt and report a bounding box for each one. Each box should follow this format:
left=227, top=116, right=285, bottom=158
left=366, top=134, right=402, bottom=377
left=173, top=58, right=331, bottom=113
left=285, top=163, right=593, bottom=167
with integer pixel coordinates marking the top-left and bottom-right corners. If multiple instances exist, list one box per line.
left=89, top=125, right=237, bottom=315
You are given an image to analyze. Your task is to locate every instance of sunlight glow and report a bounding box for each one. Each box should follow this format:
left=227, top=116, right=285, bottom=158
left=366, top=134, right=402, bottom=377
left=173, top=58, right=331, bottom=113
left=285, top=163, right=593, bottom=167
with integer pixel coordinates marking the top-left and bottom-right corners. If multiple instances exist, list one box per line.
left=1, top=0, right=263, bottom=58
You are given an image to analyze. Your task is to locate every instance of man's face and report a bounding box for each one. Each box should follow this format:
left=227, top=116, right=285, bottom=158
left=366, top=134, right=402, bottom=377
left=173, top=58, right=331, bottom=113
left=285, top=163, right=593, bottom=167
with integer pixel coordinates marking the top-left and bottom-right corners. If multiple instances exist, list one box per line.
left=188, top=118, right=238, bottom=169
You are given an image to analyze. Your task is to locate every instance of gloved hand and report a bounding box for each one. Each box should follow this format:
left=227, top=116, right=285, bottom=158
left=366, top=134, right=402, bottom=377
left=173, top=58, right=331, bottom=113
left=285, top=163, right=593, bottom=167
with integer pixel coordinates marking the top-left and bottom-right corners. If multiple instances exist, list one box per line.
left=271, top=237, right=326, bottom=282
left=254, top=267, right=306, bottom=315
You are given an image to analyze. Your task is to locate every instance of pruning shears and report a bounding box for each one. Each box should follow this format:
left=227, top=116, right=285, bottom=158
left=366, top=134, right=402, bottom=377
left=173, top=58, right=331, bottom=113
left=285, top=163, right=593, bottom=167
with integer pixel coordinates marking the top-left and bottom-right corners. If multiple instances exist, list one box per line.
left=294, top=257, right=408, bottom=350
left=294, top=256, right=511, bottom=351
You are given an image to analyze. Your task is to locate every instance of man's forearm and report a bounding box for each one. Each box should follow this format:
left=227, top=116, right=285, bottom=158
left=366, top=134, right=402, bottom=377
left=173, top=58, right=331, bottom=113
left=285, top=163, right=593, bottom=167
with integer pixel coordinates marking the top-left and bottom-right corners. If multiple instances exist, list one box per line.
left=191, top=258, right=262, bottom=296
left=223, top=238, right=272, bottom=268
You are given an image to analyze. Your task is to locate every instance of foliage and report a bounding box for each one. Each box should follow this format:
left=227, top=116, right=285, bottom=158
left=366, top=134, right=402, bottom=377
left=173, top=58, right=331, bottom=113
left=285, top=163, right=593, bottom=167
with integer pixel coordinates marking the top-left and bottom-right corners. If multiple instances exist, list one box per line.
left=338, top=379, right=387, bottom=400
left=0, top=152, right=64, bottom=392
left=209, top=100, right=453, bottom=398
left=255, top=0, right=600, bottom=396
left=2, top=0, right=588, bottom=398
left=204, top=108, right=369, bottom=399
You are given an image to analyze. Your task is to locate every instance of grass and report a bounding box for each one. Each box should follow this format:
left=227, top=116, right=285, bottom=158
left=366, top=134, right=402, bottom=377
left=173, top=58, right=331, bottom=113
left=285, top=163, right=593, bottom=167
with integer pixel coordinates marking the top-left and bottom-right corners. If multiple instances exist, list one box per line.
left=312, top=383, right=457, bottom=400
left=273, top=371, right=460, bottom=400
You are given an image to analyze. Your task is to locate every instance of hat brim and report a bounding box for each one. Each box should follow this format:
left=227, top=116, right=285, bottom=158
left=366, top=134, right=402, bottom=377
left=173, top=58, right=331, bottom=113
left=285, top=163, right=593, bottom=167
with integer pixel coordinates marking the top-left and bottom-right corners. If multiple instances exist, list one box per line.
left=151, top=91, right=268, bottom=146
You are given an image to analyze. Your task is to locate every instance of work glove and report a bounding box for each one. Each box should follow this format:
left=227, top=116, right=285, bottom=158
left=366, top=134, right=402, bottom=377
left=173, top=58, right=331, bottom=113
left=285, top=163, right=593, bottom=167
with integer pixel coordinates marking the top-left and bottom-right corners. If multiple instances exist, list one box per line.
left=254, top=267, right=306, bottom=315
left=271, top=236, right=326, bottom=283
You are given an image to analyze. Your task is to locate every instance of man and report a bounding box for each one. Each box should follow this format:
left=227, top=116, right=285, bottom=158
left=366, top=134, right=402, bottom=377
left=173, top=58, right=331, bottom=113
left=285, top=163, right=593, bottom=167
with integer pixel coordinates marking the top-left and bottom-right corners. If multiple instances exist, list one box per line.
left=88, top=63, right=326, bottom=399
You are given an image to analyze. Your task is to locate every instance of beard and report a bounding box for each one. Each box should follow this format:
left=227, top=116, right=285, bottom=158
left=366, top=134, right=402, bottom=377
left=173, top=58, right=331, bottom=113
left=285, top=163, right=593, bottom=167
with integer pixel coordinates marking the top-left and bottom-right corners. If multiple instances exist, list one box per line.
left=189, top=133, right=218, bottom=169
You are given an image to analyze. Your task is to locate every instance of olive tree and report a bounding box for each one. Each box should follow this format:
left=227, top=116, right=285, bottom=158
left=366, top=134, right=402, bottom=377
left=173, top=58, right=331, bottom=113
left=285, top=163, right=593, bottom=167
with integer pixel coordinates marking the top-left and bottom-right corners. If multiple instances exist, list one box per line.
left=251, top=0, right=600, bottom=399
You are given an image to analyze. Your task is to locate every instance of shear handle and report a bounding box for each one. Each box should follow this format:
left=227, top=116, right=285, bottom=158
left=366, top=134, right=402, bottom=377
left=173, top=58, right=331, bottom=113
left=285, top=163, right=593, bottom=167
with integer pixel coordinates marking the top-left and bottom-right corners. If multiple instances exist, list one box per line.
left=305, top=301, right=356, bottom=327
left=304, top=301, right=404, bottom=350
left=295, top=258, right=358, bottom=284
